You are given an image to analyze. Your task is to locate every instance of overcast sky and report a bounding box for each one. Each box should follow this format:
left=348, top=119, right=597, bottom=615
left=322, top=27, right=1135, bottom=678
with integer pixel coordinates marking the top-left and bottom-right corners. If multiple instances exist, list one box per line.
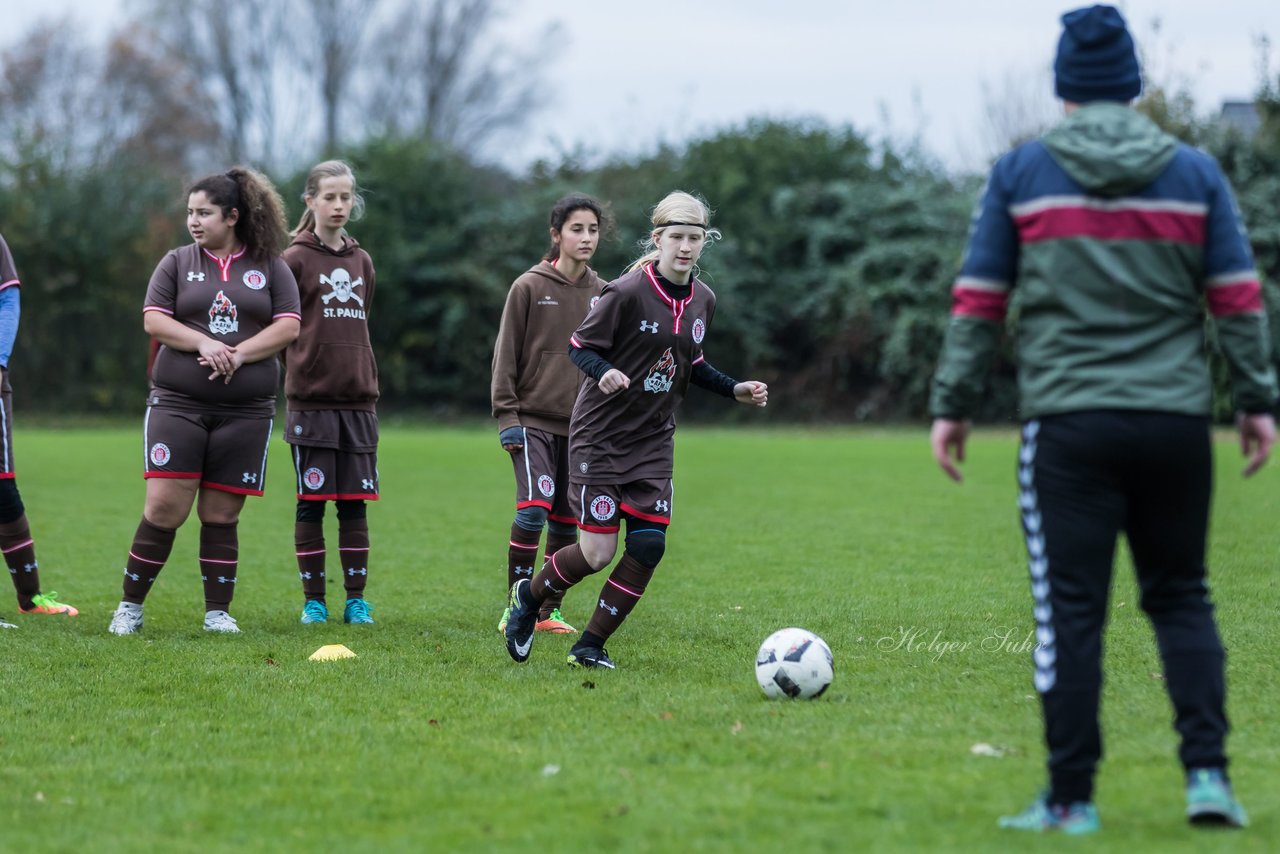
left=8, top=0, right=1279, bottom=173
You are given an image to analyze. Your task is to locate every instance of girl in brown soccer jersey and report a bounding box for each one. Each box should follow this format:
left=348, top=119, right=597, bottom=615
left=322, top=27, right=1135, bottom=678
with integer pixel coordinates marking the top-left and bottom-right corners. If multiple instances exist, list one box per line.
left=503, top=191, right=768, bottom=669
left=0, top=232, right=78, bottom=624
left=108, top=167, right=301, bottom=636
left=492, top=194, right=608, bottom=637
left=281, top=160, right=380, bottom=625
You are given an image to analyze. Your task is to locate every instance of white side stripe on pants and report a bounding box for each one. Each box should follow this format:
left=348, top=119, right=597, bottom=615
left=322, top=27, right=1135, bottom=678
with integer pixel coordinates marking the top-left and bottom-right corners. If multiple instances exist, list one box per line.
left=1019, top=419, right=1057, bottom=693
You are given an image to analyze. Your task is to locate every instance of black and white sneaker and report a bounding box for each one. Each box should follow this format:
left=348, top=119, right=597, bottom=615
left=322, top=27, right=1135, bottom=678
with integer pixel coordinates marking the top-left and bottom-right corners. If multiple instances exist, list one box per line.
left=567, top=642, right=615, bottom=669
left=504, top=579, right=538, bottom=663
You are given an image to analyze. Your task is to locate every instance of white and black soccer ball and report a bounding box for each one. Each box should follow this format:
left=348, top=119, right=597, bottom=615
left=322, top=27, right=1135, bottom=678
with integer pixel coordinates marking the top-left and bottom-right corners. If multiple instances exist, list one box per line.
left=755, top=627, right=834, bottom=699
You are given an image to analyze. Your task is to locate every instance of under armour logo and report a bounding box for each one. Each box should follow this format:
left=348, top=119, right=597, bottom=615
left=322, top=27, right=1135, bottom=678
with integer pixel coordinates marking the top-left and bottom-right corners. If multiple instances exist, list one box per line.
left=639, top=320, right=659, bottom=334
left=543, top=578, right=563, bottom=593
left=187, top=271, right=206, bottom=282
left=124, top=569, right=140, bottom=581
left=654, top=500, right=669, bottom=512
left=599, top=599, right=618, bottom=616
left=217, top=576, right=236, bottom=584
left=515, top=565, right=533, bottom=576
left=23, top=562, right=37, bottom=573
left=242, top=472, right=258, bottom=484
left=347, top=568, right=367, bottom=576
left=361, top=479, right=375, bottom=490
left=299, top=571, right=312, bottom=580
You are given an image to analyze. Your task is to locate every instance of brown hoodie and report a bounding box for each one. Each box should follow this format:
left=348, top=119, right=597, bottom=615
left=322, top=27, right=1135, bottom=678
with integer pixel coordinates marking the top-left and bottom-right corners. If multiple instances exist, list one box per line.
left=282, top=230, right=378, bottom=410
left=491, top=260, right=603, bottom=435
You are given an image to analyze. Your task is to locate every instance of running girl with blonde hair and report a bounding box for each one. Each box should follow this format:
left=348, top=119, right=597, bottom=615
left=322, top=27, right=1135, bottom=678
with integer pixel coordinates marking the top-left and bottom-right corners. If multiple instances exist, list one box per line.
left=503, top=190, right=768, bottom=669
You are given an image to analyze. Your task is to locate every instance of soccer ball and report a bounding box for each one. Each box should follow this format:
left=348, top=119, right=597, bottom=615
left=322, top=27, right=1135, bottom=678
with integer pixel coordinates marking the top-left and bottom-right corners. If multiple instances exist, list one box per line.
left=755, top=627, right=833, bottom=699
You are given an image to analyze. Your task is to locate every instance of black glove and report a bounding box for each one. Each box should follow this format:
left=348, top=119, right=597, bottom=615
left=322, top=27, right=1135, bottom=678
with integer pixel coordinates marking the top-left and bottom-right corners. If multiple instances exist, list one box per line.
left=499, top=426, right=524, bottom=448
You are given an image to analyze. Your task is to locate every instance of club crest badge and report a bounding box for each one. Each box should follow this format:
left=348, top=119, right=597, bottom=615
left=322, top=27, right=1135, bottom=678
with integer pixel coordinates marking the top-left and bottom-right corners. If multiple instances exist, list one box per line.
left=589, top=494, right=617, bottom=522
left=242, top=269, right=267, bottom=290
left=589, top=296, right=601, bottom=310
left=303, top=467, right=326, bottom=490
left=691, top=317, right=706, bottom=344
left=149, top=443, right=171, bottom=467
left=208, top=290, right=239, bottom=335
left=537, top=474, right=555, bottom=498
left=642, top=347, right=677, bottom=394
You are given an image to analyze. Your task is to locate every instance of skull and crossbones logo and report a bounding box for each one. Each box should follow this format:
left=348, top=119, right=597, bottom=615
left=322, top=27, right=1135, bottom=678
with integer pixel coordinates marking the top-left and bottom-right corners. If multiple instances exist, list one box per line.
left=320, top=268, right=364, bottom=306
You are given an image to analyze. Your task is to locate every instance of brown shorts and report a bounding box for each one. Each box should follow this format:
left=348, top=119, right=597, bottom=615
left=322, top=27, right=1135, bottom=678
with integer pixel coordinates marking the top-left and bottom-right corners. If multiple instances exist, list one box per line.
left=0, top=369, right=15, bottom=478
left=291, top=444, right=379, bottom=501
left=285, top=409, right=378, bottom=452
left=509, top=427, right=572, bottom=523
left=568, top=477, right=674, bottom=534
left=144, top=406, right=274, bottom=496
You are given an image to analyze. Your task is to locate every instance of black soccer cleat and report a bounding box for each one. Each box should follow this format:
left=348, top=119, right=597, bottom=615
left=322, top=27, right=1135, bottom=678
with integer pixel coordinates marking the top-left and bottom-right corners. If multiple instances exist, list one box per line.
left=504, top=579, right=538, bottom=663
left=567, top=642, right=615, bottom=670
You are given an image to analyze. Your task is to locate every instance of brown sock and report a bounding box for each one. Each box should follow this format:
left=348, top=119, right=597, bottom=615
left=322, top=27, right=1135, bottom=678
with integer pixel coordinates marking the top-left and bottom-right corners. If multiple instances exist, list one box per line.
left=508, top=522, right=541, bottom=594
left=583, top=552, right=655, bottom=641
left=538, top=530, right=577, bottom=619
left=527, top=542, right=596, bottom=607
left=123, top=517, right=176, bottom=605
left=295, top=521, right=326, bottom=602
left=200, top=522, right=238, bottom=612
left=339, top=517, right=369, bottom=600
left=0, top=514, right=39, bottom=609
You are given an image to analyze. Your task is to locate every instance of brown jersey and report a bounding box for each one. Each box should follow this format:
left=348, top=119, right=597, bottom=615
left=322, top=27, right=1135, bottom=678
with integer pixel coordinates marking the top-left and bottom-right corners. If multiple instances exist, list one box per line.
left=144, top=244, right=301, bottom=416
left=568, top=264, right=716, bottom=482
left=491, top=259, right=604, bottom=435
left=282, top=230, right=378, bottom=411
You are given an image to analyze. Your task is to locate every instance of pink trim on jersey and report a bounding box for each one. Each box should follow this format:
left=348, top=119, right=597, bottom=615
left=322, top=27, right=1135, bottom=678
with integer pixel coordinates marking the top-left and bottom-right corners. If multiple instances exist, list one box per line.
left=144, top=471, right=200, bottom=479
left=1013, top=205, right=1205, bottom=245
left=2, top=538, right=34, bottom=554
left=273, top=312, right=302, bottom=322
left=0, top=279, right=19, bottom=290
left=143, top=306, right=175, bottom=315
left=509, top=540, right=538, bottom=550
left=692, top=354, right=705, bottom=365
left=1207, top=280, right=1263, bottom=316
left=0, top=472, right=14, bottom=480
left=569, top=334, right=584, bottom=349
left=643, top=264, right=694, bottom=334
left=295, top=549, right=325, bottom=557
left=338, top=546, right=369, bottom=552
left=128, top=550, right=166, bottom=565
left=203, top=247, right=247, bottom=282
left=619, top=503, right=669, bottom=525
left=952, top=286, right=1010, bottom=322
left=605, top=577, right=643, bottom=599
left=199, top=557, right=238, bottom=565
left=201, top=480, right=264, bottom=497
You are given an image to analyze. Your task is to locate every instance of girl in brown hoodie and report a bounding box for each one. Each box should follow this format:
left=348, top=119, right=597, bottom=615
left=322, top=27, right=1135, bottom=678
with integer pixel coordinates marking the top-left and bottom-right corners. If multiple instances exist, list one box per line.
left=491, top=195, right=609, bottom=635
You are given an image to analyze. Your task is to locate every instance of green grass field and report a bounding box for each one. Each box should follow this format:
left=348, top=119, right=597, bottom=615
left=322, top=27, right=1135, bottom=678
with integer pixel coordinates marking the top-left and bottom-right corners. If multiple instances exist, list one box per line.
left=2, top=425, right=1277, bottom=852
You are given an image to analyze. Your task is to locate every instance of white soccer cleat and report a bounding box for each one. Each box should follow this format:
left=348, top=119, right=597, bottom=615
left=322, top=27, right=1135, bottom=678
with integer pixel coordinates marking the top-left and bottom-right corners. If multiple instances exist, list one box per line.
left=203, top=610, right=240, bottom=633
left=108, top=602, right=144, bottom=635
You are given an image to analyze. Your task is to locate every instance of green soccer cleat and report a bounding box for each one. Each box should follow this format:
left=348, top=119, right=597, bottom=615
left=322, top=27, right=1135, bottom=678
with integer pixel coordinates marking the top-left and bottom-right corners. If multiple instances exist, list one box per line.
left=21, top=591, right=79, bottom=616
left=536, top=608, right=577, bottom=634
left=503, top=579, right=537, bottom=663
left=567, top=642, right=615, bottom=670
left=497, top=606, right=511, bottom=635
left=301, top=600, right=329, bottom=624
left=998, top=794, right=1099, bottom=835
left=343, top=598, right=374, bottom=625
left=1186, top=768, right=1248, bottom=828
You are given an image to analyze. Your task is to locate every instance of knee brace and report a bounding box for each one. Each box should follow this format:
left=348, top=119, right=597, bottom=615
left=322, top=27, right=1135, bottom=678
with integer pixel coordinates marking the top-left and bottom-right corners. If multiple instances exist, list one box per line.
left=295, top=500, right=325, bottom=524
left=514, top=505, right=548, bottom=532
left=546, top=519, right=577, bottom=539
left=624, top=523, right=667, bottom=569
left=0, top=479, right=23, bottom=524
left=335, top=499, right=367, bottom=521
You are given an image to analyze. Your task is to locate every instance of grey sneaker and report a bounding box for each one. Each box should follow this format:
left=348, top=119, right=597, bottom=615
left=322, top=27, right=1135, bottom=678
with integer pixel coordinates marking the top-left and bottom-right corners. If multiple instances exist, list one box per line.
left=108, top=602, right=144, bottom=635
left=203, top=610, right=240, bottom=633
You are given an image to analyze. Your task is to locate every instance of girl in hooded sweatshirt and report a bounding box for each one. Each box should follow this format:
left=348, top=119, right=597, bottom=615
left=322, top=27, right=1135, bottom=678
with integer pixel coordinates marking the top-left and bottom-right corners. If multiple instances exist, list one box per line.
left=491, top=194, right=609, bottom=636
left=281, top=160, right=380, bottom=626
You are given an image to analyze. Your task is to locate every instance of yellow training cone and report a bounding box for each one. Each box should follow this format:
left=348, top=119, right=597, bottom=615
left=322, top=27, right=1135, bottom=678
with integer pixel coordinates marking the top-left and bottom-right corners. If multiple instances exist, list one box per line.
left=309, top=644, right=357, bottom=662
